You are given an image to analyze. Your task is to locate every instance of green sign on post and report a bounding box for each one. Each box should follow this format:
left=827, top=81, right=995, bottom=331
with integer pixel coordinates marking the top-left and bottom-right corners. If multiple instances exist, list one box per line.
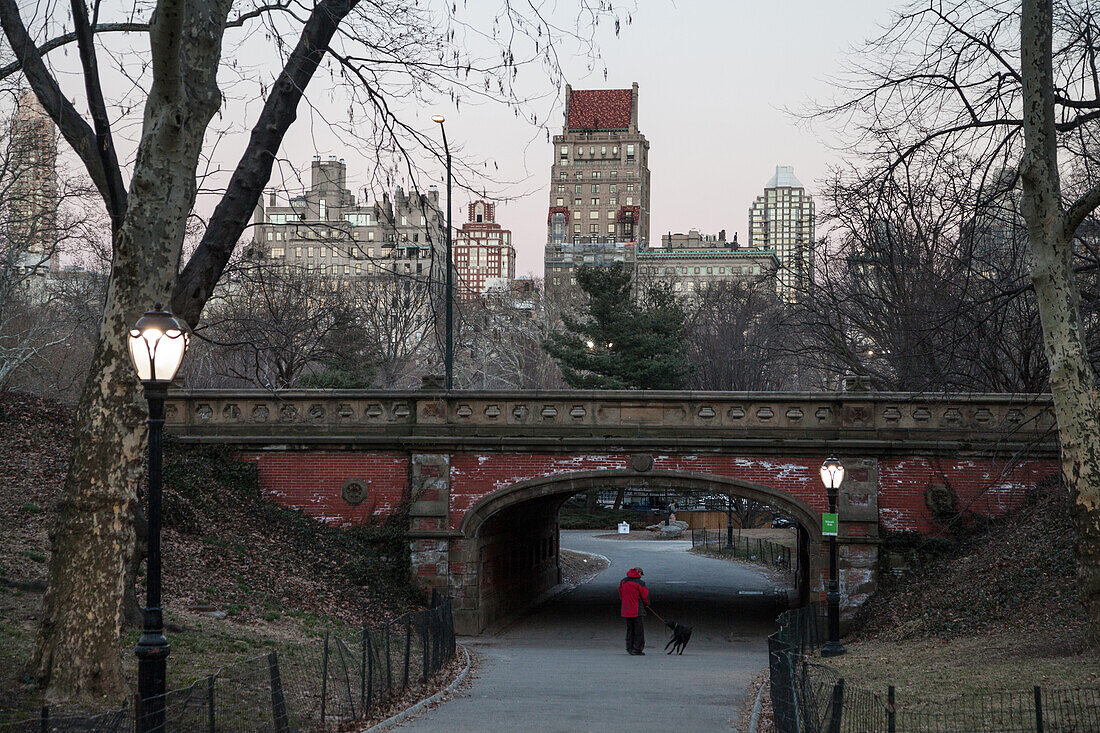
left=822, top=512, right=838, bottom=536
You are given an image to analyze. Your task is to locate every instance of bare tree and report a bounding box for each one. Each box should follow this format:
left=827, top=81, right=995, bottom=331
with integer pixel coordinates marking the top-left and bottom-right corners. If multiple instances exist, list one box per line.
left=0, top=0, right=632, bottom=698
left=813, top=0, right=1100, bottom=639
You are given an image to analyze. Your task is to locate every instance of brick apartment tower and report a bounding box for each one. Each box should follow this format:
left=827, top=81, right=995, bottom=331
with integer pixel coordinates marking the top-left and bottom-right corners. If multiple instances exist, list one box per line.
left=545, top=82, right=650, bottom=298
left=455, top=200, right=515, bottom=298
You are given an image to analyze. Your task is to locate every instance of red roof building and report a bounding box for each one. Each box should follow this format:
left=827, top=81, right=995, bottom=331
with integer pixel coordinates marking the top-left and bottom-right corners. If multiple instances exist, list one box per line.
left=455, top=200, right=515, bottom=299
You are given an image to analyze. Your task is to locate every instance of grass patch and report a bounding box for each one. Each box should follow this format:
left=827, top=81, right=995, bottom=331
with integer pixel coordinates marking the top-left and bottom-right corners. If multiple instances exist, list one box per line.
left=20, top=502, right=41, bottom=515
left=818, top=630, right=1100, bottom=702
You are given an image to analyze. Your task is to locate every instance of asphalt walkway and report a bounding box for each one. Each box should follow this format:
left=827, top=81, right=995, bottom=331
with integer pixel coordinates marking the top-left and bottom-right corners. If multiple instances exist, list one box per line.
left=393, top=530, right=786, bottom=732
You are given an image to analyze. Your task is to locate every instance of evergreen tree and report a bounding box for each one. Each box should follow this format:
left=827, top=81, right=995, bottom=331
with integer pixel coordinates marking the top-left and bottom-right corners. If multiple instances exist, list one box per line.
left=544, top=264, right=690, bottom=389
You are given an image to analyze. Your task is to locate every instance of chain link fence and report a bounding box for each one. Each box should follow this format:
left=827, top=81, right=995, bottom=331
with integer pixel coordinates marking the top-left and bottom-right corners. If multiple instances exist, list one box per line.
left=2, top=599, right=456, bottom=733
left=769, top=604, right=1100, bottom=732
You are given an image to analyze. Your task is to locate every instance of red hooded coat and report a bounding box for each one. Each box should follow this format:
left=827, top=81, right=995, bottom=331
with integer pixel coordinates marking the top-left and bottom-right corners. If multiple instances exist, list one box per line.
left=618, top=568, right=650, bottom=617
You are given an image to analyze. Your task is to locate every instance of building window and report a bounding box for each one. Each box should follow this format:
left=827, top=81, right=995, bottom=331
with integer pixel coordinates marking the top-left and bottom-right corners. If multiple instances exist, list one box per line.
left=575, top=146, right=583, bottom=156
left=560, top=145, right=568, bottom=159
left=610, top=170, right=617, bottom=179
left=574, top=198, right=582, bottom=206
left=319, top=199, right=327, bottom=220
left=556, top=198, right=564, bottom=206
left=707, top=267, right=713, bottom=274
left=591, top=198, right=599, bottom=206
left=607, top=211, right=615, bottom=219
left=626, top=197, right=633, bottom=205
left=559, top=172, right=567, bottom=180
left=601, top=146, right=607, bottom=155
left=308, top=247, right=315, bottom=258
left=295, top=247, right=302, bottom=258
left=592, top=171, right=601, bottom=179
left=557, top=184, right=565, bottom=192
left=627, top=184, right=635, bottom=192
left=589, top=211, right=598, bottom=219
left=368, top=231, right=375, bottom=241
left=626, top=144, right=635, bottom=161
left=271, top=247, right=284, bottom=258
left=610, top=184, right=617, bottom=194
left=266, top=231, right=273, bottom=241
left=592, top=184, right=600, bottom=194
left=574, top=224, right=581, bottom=233
left=608, top=224, right=616, bottom=234
left=590, top=224, right=599, bottom=233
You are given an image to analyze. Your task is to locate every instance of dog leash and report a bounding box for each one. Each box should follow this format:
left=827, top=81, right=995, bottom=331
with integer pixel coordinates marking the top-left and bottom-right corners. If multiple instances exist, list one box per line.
left=646, top=606, right=667, bottom=624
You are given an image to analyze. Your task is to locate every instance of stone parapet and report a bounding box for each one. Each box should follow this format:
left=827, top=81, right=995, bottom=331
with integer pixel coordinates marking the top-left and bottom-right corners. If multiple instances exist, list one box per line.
left=165, top=389, right=1057, bottom=457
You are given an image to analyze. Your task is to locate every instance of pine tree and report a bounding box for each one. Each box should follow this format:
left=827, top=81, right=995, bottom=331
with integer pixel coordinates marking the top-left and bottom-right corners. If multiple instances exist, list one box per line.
left=544, top=264, right=690, bottom=389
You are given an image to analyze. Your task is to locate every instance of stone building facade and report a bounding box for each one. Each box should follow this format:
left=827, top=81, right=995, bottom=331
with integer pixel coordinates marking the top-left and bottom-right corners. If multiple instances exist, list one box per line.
left=250, top=156, right=445, bottom=283
left=545, top=83, right=650, bottom=299
left=9, top=91, right=59, bottom=272
left=455, top=200, right=515, bottom=299
left=749, top=165, right=815, bottom=302
left=637, top=229, right=780, bottom=296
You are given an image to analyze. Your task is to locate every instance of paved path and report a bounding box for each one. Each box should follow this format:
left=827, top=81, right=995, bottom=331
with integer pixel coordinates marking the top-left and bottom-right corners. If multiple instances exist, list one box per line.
left=394, top=530, right=786, bottom=732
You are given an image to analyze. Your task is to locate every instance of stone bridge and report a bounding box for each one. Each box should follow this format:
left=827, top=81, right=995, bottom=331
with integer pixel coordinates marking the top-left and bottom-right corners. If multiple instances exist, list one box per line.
left=165, top=389, right=1060, bottom=634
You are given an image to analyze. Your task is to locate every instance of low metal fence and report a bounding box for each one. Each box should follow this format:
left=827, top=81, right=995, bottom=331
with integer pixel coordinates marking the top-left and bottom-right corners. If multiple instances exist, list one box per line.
left=690, top=528, right=795, bottom=573
left=768, top=604, right=1100, bottom=732
left=2, top=599, right=456, bottom=733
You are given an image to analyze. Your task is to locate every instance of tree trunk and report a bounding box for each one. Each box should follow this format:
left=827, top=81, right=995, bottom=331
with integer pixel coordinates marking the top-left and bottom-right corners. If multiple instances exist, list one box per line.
left=1020, top=0, right=1100, bottom=642
left=613, top=488, right=625, bottom=511
left=585, top=490, right=598, bottom=511
left=28, top=0, right=232, bottom=698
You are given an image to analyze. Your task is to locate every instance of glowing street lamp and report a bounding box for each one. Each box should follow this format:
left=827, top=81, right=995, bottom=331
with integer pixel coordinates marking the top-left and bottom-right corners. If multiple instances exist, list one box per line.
left=128, top=304, right=189, bottom=731
left=819, top=456, right=846, bottom=657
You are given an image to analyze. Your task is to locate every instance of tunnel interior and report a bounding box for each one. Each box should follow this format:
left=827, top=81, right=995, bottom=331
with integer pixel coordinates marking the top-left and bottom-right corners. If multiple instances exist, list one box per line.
left=462, top=472, right=820, bottom=634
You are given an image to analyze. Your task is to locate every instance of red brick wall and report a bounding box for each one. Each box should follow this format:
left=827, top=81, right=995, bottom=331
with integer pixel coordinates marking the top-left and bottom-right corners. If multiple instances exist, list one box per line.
left=878, top=458, right=1058, bottom=533
left=240, top=450, right=1059, bottom=534
left=237, top=452, right=408, bottom=527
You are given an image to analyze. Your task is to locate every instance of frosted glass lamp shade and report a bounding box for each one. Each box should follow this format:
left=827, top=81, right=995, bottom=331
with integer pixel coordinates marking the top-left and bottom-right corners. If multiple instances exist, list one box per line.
left=819, top=457, right=845, bottom=490
left=128, top=304, right=189, bottom=384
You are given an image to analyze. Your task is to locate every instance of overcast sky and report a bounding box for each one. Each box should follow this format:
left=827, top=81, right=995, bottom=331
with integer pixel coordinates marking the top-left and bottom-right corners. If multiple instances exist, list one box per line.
left=420, top=0, right=897, bottom=276
left=238, top=1, right=898, bottom=277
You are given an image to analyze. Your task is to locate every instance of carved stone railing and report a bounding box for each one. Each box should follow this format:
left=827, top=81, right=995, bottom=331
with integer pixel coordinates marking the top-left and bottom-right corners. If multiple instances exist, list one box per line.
left=164, top=390, right=1058, bottom=456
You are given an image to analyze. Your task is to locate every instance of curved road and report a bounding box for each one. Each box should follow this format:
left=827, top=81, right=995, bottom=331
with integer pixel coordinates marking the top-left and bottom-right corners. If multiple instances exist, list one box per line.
left=394, top=530, right=787, bottom=732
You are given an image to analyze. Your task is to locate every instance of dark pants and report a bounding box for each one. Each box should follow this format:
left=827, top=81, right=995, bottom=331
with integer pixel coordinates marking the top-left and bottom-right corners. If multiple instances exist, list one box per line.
left=625, top=616, right=645, bottom=653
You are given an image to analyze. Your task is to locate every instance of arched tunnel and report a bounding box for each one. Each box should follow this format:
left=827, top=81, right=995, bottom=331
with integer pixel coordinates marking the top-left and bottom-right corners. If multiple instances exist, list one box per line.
left=449, top=470, right=822, bottom=635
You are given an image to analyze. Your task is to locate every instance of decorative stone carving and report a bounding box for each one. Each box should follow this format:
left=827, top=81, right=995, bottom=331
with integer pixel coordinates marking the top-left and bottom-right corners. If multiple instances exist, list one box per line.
left=785, top=407, right=803, bottom=421
left=728, top=406, right=746, bottom=420
left=196, top=404, right=212, bottom=421
left=393, top=403, right=410, bottom=419
left=943, top=408, right=962, bottom=424
left=456, top=404, right=473, bottom=419
left=882, top=407, right=901, bottom=422
left=569, top=406, right=586, bottom=419
left=756, top=407, right=775, bottom=421
left=912, top=407, right=931, bottom=422
left=364, top=403, right=383, bottom=420
left=222, top=404, right=241, bottom=422
left=975, top=408, right=993, bottom=423
left=308, top=403, right=325, bottom=421
left=1007, top=409, right=1023, bottom=423
left=337, top=404, right=354, bottom=419
left=341, top=478, right=369, bottom=505
left=484, top=405, right=501, bottom=419
left=512, top=404, right=529, bottom=421
left=815, top=407, right=832, bottom=421
left=698, top=406, right=716, bottom=419
left=279, top=404, right=299, bottom=422
left=540, top=405, right=558, bottom=419
left=251, top=404, right=269, bottom=422
left=629, top=454, right=654, bottom=472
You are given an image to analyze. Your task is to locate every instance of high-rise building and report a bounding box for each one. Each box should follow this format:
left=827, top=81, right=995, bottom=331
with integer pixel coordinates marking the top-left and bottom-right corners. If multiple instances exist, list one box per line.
left=749, top=166, right=815, bottom=301
left=250, top=156, right=444, bottom=282
left=636, top=229, right=780, bottom=297
left=545, top=82, right=650, bottom=299
left=9, top=90, right=59, bottom=271
left=455, top=200, right=515, bottom=298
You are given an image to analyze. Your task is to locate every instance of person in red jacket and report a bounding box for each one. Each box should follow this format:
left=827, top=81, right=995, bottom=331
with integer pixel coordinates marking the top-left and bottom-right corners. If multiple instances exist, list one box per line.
left=618, top=567, right=650, bottom=655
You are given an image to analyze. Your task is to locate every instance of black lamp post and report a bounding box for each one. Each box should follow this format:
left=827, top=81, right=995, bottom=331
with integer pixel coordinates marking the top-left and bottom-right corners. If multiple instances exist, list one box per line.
left=819, top=456, right=846, bottom=657
left=432, top=114, right=454, bottom=390
left=128, top=304, right=189, bottom=731
left=726, top=494, right=734, bottom=550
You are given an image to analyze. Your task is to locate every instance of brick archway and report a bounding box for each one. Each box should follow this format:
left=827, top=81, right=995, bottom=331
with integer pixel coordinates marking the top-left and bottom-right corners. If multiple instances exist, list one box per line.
left=447, top=469, right=824, bottom=634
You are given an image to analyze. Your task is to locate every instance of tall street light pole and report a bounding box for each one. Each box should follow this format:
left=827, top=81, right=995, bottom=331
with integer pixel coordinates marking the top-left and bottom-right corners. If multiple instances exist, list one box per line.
left=432, top=114, right=454, bottom=390
left=820, top=456, right=846, bottom=657
left=127, top=304, right=190, bottom=731
left=726, top=494, right=734, bottom=550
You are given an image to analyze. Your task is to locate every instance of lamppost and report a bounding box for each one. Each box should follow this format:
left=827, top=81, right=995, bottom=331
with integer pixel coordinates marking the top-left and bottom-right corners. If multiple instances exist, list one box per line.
left=432, top=114, right=454, bottom=390
left=819, top=456, right=846, bottom=657
left=127, top=304, right=189, bottom=731
left=726, top=494, right=734, bottom=550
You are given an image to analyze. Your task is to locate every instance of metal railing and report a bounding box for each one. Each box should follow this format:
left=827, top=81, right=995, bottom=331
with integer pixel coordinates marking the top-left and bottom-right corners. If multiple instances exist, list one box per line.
left=691, top=528, right=795, bottom=573
left=768, top=604, right=1100, bottom=732
left=2, top=600, right=457, bottom=732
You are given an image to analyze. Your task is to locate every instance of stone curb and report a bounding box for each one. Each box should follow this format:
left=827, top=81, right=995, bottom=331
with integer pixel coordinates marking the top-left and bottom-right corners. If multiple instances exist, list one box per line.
left=747, top=679, right=768, bottom=733
left=360, top=644, right=472, bottom=732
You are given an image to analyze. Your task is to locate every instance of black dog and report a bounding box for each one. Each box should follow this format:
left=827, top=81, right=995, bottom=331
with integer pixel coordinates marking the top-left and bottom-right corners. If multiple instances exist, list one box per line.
left=663, top=620, right=693, bottom=655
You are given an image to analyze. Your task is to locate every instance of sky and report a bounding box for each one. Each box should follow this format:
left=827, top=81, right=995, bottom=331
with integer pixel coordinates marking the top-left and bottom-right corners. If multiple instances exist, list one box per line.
left=385, top=0, right=898, bottom=277
left=28, top=0, right=900, bottom=276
